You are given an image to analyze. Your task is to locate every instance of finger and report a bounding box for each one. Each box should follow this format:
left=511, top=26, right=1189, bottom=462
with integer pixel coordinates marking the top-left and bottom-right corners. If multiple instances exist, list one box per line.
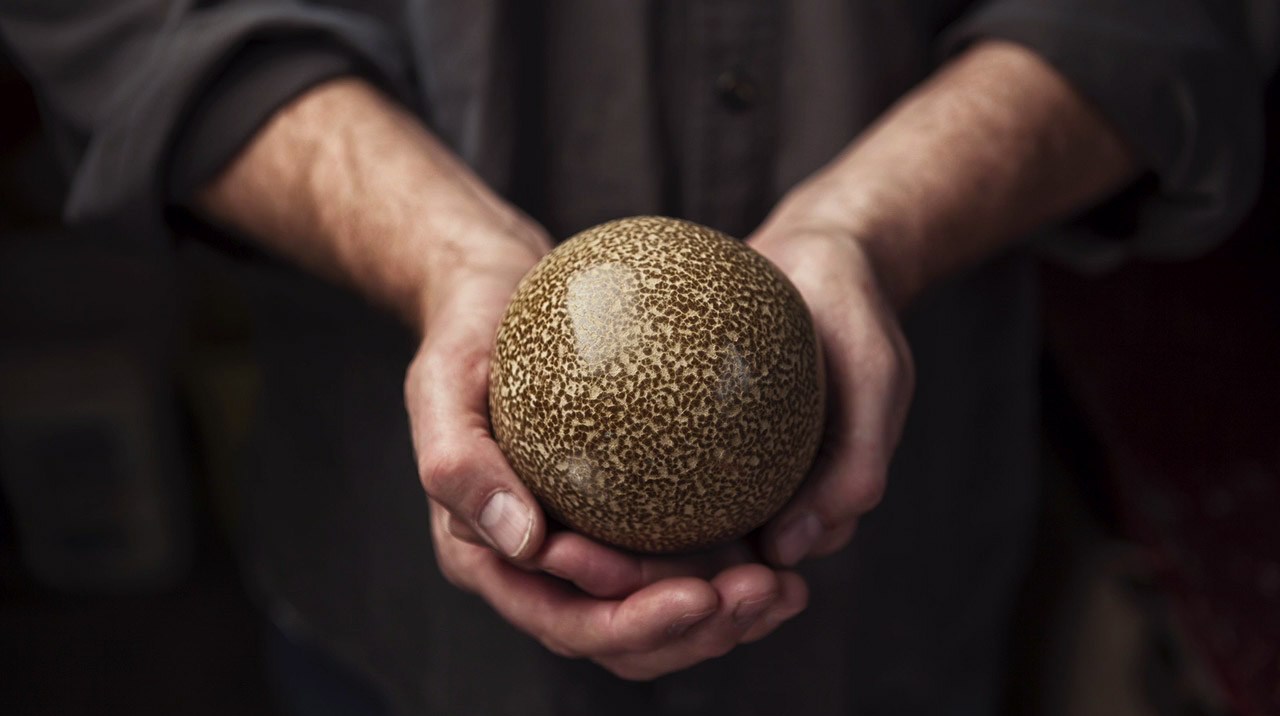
left=466, top=547, right=722, bottom=659
left=808, top=520, right=858, bottom=558
left=428, top=501, right=492, bottom=592
left=433, top=500, right=724, bottom=659
left=598, top=564, right=784, bottom=679
left=706, top=564, right=783, bottom=642
left=443, top=510, right=487, bottom=546
left=531, top=532, right=642, bottom=597
left=763, top=323, right=905, bottom=567
left=535, top=531, right=755, bottom=599
left=533, top=532, right=644, bottom=598
left=739, top=570, right=809, bottom=643
left=763, top=394, right=888, bottom=566
left=406, top=338, right=546, bottom=560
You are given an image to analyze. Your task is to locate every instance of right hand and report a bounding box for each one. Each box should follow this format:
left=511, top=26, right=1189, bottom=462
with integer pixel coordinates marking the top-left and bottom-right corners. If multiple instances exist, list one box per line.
left=192, top=75, right=809, bottom=678
left=405, top=214, right=808, bottom=680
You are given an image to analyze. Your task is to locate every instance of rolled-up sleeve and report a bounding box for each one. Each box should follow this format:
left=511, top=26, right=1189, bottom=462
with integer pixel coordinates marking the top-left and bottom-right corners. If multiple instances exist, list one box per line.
left=0, top=0, right=412, bottom=244
left=942, top=0, right=1277, bottom=269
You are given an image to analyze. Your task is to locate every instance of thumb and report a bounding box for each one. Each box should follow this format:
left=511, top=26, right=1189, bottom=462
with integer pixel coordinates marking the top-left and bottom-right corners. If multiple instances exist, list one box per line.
left=406, top=340, right=546, bottom=560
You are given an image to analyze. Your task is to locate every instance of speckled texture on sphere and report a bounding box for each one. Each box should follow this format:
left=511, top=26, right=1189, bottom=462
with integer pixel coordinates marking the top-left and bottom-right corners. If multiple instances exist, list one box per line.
left=489, top=216, right=824, bottom=553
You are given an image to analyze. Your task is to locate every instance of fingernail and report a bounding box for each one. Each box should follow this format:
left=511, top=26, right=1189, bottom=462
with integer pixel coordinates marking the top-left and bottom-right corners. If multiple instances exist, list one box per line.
left=478, top=491, right=533, bottom=557
left=667, top=609, right=715, bottom=638
left=777, top=513, right=822, bottom=566
left=732, top=596, right=776, bottom=628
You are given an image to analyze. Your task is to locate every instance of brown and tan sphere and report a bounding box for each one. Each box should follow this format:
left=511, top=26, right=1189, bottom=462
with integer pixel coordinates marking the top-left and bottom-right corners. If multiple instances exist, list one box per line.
left=489, top=216, right=824, bottom=553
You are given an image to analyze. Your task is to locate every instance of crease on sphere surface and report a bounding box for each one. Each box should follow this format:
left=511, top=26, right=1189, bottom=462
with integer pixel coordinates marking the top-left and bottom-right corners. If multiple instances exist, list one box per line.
left=490, top=216, right=825, bottom=553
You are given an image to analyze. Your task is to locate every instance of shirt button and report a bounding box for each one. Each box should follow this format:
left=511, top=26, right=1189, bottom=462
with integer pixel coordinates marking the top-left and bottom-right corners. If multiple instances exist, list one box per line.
left=715, top=68, right=757, bottom=112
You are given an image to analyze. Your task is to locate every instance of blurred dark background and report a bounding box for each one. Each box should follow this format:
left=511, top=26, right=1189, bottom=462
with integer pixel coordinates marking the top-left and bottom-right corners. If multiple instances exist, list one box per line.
left=1, top=50, right=1277, bottom=716
left=0, top=52, right=277, bottom=715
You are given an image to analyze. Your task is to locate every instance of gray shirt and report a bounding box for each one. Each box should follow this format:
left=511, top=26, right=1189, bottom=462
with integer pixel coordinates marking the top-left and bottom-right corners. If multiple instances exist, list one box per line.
left=2, top=1, right=1274, bottom=714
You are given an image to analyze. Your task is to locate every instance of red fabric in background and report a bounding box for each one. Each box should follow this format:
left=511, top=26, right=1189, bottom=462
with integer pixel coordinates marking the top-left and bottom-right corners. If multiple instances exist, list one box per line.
left=1043, top=127, right=1280, bottom=713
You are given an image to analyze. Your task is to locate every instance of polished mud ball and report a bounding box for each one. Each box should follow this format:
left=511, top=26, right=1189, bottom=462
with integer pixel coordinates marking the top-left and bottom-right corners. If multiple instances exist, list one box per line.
left=489, top=216, right=825, bottom=553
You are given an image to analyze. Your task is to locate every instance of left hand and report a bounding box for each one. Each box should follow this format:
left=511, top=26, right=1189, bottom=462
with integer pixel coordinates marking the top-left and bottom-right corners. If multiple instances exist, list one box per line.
left=746, top=198, right=916, bottom=567
left=432, top=510, right=810, bottom=680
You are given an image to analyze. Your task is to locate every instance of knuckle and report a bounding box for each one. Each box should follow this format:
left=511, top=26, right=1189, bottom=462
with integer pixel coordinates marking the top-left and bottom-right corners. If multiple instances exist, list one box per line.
left=405, top=342, right=487, bottom=403
left=860, top=340, right=897, bottom=378
left=854, top=474, right=888, bottom=510
left=456, top=345, right=492, bottom=387
left=823, top=474, right=886, bottom=521
left=860, top=475, right=888, bottom=511
left=417, top=448, right=469, bottom=499
left=445, top=515, right=484, bottom=544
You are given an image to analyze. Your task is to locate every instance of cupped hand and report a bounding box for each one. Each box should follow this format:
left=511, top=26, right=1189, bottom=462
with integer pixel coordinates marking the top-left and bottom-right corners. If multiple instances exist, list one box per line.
left=746, top=206, right=915, bottom=567
left=431, top=504, right=808, bottom=680
left=404, top=215, right=808, bottom=679
left=199, top=73, right=814, bottom=677
left=406, top=217, right=554, bottom=561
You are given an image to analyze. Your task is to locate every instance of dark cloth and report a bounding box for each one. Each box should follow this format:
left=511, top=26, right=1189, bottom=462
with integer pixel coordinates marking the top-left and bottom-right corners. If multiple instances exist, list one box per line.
left=224, top=232, right=1042, bottom=716
left=2, top=1, right=1274, bottom=714
left=1, top=0, right=1272, bottom=252
left=265, top=619, right=393, bottom=716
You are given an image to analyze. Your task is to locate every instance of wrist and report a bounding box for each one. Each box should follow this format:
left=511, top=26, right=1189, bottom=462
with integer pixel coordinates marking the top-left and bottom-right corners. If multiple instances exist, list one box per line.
left=288, top=81, right=547, bottom=329
left=414, top=215, right=550, bottom=332
left=761, top=178, right=925, bottom=311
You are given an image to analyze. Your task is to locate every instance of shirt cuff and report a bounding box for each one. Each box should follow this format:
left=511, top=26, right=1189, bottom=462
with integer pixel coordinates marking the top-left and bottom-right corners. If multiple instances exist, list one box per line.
left=167, top=42, right=359, bottom=204
left=941, top=1, right=1267, bottom=269
left=63, top=5, right=412, bottom=246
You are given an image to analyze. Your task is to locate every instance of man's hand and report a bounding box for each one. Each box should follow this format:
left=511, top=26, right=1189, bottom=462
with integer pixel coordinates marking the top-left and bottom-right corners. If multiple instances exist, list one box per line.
left=404, top=223, right=552, bottom=560
left=404, top=216, right=808, bottom=680
left=195, top=33, right=1139, bottom=669
left=431, top=510, right=808, bottom=680
left=747, top=40, right=1137, bottom=566
left=199, top=77, right=807, bottom=679
left=747, top=222, right=914, bottom=567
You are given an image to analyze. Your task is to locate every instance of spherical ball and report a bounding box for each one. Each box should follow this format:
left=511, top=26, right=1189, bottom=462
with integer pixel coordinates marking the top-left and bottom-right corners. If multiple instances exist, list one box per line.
left=489, top=216, right=824, bottom=553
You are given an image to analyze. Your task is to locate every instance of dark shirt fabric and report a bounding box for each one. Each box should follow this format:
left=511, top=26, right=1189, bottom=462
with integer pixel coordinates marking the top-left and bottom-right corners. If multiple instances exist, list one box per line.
left=1, top=0, right=1273, bottom=253
left=2, top=1, right=1275, bottom=714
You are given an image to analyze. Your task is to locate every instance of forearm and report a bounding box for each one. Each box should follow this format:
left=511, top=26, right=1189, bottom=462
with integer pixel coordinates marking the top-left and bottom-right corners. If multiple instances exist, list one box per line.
left=779, top=40, right=1138, bottom=307
left=196, top=77, right=546, bottom=329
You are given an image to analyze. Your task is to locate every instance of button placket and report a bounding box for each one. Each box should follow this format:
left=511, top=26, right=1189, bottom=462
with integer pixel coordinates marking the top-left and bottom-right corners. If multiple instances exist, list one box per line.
left=679, top=0, right=781, bottom=236
left=715, top=66, right=759, bottom=112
